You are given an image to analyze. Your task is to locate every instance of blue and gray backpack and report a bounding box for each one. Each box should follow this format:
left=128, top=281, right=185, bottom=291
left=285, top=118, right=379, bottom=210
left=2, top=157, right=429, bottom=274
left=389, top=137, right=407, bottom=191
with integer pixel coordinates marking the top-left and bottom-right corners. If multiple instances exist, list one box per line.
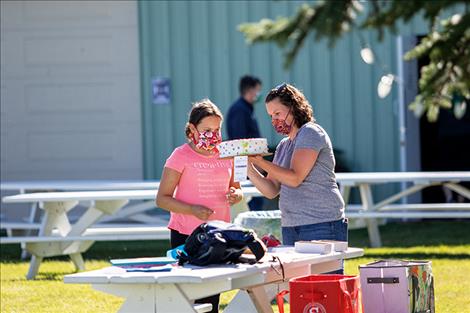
left=178, top=221, right=267, bottom=266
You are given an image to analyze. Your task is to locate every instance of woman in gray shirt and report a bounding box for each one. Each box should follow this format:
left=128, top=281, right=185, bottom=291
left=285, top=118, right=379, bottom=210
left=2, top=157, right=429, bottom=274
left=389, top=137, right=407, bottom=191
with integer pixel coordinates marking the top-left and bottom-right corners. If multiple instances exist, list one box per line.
left=248, top=83, right=347, bottom=271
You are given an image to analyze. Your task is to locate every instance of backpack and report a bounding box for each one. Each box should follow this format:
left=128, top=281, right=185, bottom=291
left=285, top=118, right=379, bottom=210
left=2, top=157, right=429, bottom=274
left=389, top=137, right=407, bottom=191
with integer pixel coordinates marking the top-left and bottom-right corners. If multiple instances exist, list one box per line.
left=178, top=221, right=267, bottom=266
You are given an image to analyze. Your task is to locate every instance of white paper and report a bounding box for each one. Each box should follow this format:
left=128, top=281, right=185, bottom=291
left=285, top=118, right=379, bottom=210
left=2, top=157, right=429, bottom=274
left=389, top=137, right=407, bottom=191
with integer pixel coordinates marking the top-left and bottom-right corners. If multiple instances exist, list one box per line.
left=233, top=156, right=248, bottom=182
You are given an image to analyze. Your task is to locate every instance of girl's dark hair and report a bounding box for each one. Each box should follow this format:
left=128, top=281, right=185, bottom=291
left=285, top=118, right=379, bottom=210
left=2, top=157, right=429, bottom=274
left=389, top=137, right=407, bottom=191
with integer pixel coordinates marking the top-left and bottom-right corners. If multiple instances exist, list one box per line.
left=185, top=99, right=223, bottom=139
left=265, top=83, right=314, bottom=127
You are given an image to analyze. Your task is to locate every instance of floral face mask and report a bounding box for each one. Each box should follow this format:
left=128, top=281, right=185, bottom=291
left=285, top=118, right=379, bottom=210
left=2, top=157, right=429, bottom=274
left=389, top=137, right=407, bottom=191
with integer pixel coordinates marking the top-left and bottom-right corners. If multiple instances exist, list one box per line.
left=272, top=108, right=293, bottom=135
left=193, top=130, right=222, bottom=151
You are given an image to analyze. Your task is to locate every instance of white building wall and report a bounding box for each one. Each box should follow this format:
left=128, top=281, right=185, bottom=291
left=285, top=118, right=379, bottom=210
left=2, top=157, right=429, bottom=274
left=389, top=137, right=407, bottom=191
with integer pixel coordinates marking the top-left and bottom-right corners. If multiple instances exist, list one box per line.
left=1, top=0, right=143, bottom=180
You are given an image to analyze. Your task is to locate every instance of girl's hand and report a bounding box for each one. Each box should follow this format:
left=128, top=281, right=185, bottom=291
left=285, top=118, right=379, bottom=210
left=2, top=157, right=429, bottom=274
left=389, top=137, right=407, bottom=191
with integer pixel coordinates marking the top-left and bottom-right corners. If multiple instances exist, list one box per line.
left=226, top=186, right=243, bottom=205
left=190, top=205, right=214, bottom=220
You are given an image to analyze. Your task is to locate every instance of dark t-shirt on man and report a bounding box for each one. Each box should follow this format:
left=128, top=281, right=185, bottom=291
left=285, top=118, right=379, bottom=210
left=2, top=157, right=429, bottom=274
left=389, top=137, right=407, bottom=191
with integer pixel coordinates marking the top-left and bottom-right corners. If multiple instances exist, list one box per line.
left=226, top=97, right=260, bottom=140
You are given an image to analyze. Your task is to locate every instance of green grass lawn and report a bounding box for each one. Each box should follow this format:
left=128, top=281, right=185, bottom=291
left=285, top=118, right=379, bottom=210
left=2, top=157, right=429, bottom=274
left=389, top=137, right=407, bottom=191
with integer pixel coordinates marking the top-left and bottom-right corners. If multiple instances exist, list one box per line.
left=1, top=220, right=469, bottom=312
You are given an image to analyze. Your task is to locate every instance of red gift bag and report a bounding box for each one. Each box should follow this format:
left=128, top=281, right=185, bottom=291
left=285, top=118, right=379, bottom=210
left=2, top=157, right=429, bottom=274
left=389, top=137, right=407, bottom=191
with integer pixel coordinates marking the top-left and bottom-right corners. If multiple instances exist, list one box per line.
left=277, top=274, right=362, bottom=313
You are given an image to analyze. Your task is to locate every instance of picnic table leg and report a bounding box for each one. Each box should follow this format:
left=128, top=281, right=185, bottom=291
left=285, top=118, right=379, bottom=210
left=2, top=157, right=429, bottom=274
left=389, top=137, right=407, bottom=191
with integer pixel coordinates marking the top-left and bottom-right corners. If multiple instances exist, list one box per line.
left=93, top=284, right=159, bottom=313
left=26, top=255, right=43, bottom=280
left=225, top=287, right=273, bottom=313
left=359, top=184, right=382, bottom=247
left=69, top=253, right=85, bottom=271
left=99, top=200, right=158, bottom=224
left=94, top=283, right=200, bottom=313
left=62, top=199, right=129, bottom=263
left=25, top=200, right=78, bottom=280
left=340, top=185, right=351, bottom=204
left=21, top=202, right=39, bottom=260
left=444, top=183, right=470, bottom=200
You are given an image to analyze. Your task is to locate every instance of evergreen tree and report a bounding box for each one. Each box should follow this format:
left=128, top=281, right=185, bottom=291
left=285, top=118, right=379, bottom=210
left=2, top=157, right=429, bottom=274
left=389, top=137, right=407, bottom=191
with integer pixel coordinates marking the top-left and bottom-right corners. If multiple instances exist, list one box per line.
left=239, top=0, right=469, bottom=122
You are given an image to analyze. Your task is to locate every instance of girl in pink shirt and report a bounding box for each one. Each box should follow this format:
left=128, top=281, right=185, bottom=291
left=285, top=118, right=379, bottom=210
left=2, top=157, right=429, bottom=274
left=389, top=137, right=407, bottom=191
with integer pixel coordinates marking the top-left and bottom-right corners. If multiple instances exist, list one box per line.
left=156, top=99, right=243, bottom=313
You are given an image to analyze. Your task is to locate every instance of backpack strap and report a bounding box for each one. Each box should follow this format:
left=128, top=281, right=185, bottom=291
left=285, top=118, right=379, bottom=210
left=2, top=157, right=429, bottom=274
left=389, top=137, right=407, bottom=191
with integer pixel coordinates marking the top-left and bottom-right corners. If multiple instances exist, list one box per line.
left=246, top=237, right=267, bottom=262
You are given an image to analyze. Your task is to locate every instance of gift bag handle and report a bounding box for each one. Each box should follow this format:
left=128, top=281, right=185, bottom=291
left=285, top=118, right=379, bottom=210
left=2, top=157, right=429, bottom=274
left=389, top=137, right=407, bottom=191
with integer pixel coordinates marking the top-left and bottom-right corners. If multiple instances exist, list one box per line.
left=342, top=289, right=356, bottom=313
left=276, top=290, right=289, bottom=313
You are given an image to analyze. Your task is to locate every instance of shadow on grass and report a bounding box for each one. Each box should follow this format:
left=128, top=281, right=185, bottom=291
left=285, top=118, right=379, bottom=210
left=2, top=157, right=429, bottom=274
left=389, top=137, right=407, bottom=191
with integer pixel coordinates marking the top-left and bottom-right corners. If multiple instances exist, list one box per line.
left=7, top=272, right=68, bottom=282
left=349, top=220, right=470, bottom=248
left=1, top=221, right=469, bottom=262
left=0, top=240, right=171, bottom=261
left=83, top=240, right=171, bottom=260
left=364, top=252, right=470, bottom=260
left=33, top=271, right=72, bottom=281
left=3, top=268, right=74, bottom=282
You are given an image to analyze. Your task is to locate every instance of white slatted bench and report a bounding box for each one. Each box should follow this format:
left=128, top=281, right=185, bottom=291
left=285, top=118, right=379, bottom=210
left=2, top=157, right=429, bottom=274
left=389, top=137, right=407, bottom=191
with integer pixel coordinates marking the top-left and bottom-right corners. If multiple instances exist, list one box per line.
left=1, top=222, right=42, bottom=236
left=346, top=203, right=470, bottom=218
left=0, top=226, right=170, bottom=244
left=346, top=210, right=470, bottom=219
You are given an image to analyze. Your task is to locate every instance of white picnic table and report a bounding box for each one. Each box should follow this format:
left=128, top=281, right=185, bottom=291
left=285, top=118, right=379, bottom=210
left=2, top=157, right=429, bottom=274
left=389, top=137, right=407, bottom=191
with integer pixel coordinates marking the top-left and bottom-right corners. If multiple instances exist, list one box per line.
left=336, top=171, right=470, bottom=247
left=0, top=180, right=162, bottom=191
left=2, top=171, right=469, bottom=278
left=236, top=172, right=470, bottom=248
left=0, top=180, right=162, bottom=232
left=64, top=247, right=364, bottom=313
left=0, top=180, right=255, bottom=227
left=1, top=186, right=262, bottom=280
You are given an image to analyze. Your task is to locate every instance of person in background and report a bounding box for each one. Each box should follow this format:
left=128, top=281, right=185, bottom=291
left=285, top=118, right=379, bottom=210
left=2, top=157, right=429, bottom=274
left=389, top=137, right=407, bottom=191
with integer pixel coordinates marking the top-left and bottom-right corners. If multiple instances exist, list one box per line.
left=247, top=83, right=347, bottom=273
left=156, top=99, right=243, bottom=312
left=226, top=75, right=264, bottom=210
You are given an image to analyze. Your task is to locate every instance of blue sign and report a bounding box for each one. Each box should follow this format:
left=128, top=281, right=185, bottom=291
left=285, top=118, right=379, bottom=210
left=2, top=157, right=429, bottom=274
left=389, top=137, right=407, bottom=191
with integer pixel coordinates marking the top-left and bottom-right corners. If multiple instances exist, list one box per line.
left=152, top=77, right=171, bottom=105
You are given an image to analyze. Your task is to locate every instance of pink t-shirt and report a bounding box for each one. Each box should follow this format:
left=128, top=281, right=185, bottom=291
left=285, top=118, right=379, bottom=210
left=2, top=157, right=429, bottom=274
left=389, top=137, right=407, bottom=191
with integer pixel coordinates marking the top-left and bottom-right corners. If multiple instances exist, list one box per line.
left=164, top=143, right=233, bottom=235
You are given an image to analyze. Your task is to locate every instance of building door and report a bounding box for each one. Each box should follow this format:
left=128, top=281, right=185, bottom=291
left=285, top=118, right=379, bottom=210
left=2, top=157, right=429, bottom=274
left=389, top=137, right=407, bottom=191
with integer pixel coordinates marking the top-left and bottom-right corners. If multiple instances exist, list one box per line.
left=400, top=36, right=470, bottom=203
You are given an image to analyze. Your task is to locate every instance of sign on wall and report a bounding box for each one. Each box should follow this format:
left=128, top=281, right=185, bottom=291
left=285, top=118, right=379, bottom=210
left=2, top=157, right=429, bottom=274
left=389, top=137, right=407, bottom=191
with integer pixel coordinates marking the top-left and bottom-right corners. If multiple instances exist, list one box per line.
left=152, top=77, right=171, bottom=105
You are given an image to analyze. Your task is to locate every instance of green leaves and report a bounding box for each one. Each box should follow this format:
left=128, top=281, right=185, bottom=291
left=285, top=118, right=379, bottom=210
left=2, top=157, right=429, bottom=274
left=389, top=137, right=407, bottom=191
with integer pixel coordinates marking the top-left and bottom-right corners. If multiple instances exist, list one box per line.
left=238, top=0, right=470, bottom=122
left=405, top=12, right=470, bottom=121
left=239, top=1, right=362, bottom=68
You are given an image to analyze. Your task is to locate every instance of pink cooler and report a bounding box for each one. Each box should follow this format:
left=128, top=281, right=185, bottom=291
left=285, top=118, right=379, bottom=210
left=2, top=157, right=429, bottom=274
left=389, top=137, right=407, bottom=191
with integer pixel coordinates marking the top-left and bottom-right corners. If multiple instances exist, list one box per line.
left=359, top=260, right=434, bottom=313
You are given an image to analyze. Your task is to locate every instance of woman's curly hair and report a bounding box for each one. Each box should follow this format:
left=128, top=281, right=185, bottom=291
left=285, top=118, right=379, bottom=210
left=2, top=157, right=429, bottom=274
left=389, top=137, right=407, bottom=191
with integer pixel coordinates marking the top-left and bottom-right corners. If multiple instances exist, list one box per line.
left=265, top=83, right=315, bottom=127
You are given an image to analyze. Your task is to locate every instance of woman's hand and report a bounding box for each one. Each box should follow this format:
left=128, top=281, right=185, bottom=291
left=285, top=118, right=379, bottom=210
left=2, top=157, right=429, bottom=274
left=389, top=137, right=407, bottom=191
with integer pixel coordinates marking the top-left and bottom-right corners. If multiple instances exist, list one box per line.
left=190, top=205, right=214, bottom=220
left=226, top=186, right=243, bottom=205
left=248, top=155, right=263, bottom=167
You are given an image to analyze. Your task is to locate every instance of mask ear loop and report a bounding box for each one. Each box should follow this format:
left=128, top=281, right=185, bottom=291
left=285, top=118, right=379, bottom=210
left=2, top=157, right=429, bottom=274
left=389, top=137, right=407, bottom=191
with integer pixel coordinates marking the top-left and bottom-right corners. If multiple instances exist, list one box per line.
left=285, top=107, right=294, bottom=128
left=191, top=132, right=198, bottom=145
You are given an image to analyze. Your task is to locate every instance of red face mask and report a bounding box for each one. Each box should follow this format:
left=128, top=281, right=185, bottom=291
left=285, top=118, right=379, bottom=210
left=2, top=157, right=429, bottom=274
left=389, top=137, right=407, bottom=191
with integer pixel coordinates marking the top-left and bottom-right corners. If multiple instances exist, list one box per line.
left=272, top=108, right=293, bottom=135
left=193, top=130, right=222, bottom=151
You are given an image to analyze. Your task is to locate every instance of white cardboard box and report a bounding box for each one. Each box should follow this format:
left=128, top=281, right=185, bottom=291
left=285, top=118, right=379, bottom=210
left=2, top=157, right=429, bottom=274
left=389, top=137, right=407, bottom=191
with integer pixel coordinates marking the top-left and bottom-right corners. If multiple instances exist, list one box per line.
left=294, top=241, right=333, bottom=254
left=317, top=240, right=348, bottom=252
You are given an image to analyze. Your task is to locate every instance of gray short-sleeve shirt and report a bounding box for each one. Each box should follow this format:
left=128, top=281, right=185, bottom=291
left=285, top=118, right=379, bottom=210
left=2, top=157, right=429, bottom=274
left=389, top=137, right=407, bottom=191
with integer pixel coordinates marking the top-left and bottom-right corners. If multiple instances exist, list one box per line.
left=273, top=122, right=345, bottom=227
